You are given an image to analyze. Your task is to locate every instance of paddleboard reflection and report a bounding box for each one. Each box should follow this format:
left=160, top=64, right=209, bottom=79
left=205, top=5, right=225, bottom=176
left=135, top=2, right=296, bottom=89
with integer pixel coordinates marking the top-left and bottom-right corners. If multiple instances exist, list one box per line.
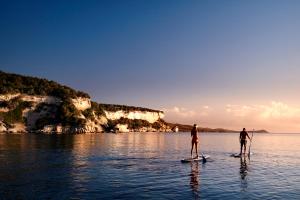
left=190, top=162, right=200, bottom=199
left=240, top=155, right=249, bottom=191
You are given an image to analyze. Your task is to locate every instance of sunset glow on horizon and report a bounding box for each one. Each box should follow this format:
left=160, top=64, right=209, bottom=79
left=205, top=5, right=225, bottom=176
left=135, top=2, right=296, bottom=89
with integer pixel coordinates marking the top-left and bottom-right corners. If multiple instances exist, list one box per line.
left=163, top=101, right=300, bottom=133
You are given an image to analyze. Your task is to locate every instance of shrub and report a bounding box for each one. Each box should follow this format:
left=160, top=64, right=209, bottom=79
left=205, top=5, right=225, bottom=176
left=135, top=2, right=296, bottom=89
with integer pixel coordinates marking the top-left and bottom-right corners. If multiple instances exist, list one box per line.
left=0, top=100, right=32, bottom=124
left=0, top=101, right=9, bottom=108
left=91, top=101, right=106, bottom=116
left=152, top=122, right=161, bottom=130
left=56, top=99, right=84, bottom=126
left=100, top=103, right=162, bottom=113
left=103, top=119, right=116, bottom=132
left=82, top=108, right=94, bottom=120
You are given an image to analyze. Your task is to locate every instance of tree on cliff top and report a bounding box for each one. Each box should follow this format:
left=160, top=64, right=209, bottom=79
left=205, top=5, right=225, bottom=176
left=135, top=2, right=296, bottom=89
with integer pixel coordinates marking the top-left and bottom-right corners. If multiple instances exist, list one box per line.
left=0, top=71, right=89, bottom=99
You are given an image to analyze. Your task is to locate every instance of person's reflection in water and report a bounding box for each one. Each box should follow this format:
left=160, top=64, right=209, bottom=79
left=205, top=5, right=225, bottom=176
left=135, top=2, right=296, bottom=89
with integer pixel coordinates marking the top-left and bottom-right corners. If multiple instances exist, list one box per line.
left=240, top=154, right=248, bottom=191
left=190, top=162, right=200, bottom=199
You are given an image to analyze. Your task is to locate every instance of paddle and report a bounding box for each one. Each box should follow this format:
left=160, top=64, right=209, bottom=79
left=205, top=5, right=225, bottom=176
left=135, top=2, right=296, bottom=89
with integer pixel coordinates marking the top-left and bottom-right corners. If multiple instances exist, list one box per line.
left=201, top=153, right=207, bottom=163
left=248, top=129, right=254, bottom=157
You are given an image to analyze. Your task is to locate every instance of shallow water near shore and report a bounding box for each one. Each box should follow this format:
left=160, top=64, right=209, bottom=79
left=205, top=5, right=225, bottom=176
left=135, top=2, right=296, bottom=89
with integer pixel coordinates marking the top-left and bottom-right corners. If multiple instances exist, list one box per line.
left=0, top=132, right=299, bottom=199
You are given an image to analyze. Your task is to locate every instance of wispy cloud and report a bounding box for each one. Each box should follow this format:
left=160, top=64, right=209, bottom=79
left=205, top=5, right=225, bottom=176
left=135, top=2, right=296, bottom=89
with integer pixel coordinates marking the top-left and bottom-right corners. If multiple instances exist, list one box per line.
left=226, top=101, right=300, bottom=120
left=163, top=105, right=213, bottom=125
left=226, top=104, right=258, bottom=117
left=259, top=101, right=300, bottom=119
left=163, top=106, right=196, bottom=118
left=224, top=101, right=300, bottom=132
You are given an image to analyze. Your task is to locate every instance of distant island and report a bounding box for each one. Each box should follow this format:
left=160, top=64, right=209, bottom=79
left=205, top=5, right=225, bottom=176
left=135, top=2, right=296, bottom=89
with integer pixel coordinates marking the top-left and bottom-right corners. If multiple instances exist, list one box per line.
left=0, top=71, right=268, bottom=134
left=167, top=123, right=268, bottom=133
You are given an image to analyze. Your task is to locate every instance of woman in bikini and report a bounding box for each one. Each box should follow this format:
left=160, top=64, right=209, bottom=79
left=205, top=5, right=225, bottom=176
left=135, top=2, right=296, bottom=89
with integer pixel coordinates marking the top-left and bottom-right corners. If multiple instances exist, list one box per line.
left=191, top=124, right=199, bottom=159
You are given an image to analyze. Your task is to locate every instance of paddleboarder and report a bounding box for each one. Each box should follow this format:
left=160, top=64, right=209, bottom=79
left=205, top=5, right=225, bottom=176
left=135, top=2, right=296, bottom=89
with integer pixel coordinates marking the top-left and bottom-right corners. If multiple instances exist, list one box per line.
left=240, top=128, right=251, bottom=155
left=191, top=124, right=199, bottom=159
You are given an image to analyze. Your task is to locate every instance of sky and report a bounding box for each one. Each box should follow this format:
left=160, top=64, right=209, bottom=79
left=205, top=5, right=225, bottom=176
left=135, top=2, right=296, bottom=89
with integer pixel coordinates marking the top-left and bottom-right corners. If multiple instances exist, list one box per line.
left=1, top=0, right=300, bottom=132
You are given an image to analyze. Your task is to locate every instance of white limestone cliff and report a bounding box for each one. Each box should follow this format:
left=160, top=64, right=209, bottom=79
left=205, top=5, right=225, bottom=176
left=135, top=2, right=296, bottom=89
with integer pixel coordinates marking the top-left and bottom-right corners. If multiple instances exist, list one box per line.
left=105, top=110, right=164, bottom=123
left=71, top=97, right=91, bottom=111
left=0, top=93, right=20, bottom=101
left=116, top=124, right=130, bottom=132
left=0, top=94, right=61, bottom=105
left=0, top=93, right=170, bottom=134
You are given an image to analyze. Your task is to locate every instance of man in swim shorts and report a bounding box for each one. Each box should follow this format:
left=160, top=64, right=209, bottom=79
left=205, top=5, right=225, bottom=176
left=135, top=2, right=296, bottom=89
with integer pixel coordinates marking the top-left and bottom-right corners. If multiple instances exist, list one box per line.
left=191, top=124, right=199, bottom=158
left=240, top=128, right=251, bottom=155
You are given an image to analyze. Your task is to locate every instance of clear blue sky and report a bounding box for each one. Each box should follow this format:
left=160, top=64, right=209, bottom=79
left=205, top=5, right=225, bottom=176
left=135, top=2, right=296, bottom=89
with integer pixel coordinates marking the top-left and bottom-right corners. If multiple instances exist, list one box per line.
left=1, top=0, right=300, bottom=131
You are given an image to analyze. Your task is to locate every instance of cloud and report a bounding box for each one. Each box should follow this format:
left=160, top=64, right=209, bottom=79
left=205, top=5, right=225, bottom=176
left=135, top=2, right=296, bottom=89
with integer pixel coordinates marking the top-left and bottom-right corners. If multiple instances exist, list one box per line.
left=226, top=101, right=300, bottom=120
left=226, top=104, right=258, bottom=117
left=259, top=101, right=300, bottom=119
left=163, top=106, right=196, bottom=118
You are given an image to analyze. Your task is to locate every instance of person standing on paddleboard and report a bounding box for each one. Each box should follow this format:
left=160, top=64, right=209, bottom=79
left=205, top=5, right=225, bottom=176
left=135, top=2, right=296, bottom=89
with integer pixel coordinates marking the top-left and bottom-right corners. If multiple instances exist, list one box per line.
left=240, top=128, right=251, bottom=155
left=191, top=124, right=199, bottom=159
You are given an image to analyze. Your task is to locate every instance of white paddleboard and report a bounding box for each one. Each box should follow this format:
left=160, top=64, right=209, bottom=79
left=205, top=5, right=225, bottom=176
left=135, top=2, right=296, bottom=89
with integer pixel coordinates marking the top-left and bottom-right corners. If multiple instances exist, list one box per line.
left=181, top=155, right=210, bottom=163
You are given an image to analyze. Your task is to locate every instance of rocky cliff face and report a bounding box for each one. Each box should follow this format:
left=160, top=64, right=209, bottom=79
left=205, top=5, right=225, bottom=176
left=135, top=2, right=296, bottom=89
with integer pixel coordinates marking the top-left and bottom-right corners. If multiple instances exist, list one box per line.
left=71, top=97, right=91, bottom=111
left=0, top=71, right=171, bottom=134
left=0, top=93, right=170, bottom=134
left=105, top=110, right=164, bottom=123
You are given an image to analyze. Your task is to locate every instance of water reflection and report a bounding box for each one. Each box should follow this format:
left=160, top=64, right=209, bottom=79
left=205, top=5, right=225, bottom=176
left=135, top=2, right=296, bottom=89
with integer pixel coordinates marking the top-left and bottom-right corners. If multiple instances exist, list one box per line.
left=0, top=133, right=299, bottom=199
left=240, top=155, right=248, bottom=191
left=190, top=162, right=200, bottom=199
left=0, top=134, right=77, bottom=199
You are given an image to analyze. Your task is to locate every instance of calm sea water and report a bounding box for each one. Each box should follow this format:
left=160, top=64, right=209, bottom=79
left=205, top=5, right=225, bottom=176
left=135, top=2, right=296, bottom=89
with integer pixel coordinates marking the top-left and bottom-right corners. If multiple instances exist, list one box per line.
left=0, top=132, right=299, bottom=199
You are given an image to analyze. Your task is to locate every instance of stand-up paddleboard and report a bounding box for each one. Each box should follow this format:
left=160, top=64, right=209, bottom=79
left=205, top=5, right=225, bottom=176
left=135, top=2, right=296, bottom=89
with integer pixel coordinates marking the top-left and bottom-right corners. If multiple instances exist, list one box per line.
left=230, top=152, right=253, bottom=158
left=231, top=129, right=254, bottom=158
left=181, top=154, right=210, bottom=163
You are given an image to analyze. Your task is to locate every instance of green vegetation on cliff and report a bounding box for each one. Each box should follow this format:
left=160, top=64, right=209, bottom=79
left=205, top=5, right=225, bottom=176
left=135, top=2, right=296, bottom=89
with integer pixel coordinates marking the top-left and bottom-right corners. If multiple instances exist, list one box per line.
left=89, top=101, right=163, bottom=118
left=0, top=71, right=165, bottom=132
left=0, top=71, right=89, bottom=99
left=104, top=117, right=168, bottom=132
left=101, top=103, right=162, bottom=113
left=114, top=117, right=151, bottom=129
left=0, top=97, right=33, bottom=125
left=34, top=99, right=86, bottom=130
left=91, top=101, right=106, bottom=116
left=0, top=71, right=91, bottom=129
